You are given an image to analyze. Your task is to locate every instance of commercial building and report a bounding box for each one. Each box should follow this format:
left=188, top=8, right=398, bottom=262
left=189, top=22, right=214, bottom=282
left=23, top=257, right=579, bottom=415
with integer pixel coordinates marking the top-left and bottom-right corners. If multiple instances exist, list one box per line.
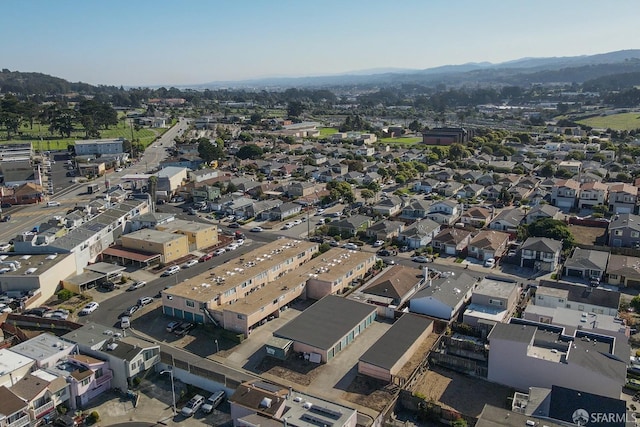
left=156, top=219, right=218, bottom=251
left=358, top=313, right=433, bottom=382
left=121, top=228, right=189, bottom=264
left=74, top=138, right=125, bottom=156
left=0, top=253, right=75, bottom=306
left=273, top=295, right=377, bottom=363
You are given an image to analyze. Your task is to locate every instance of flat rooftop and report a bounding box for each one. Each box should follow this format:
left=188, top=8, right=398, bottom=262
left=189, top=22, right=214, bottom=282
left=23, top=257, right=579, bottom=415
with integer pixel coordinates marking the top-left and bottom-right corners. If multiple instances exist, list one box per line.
left=224, top=247, right=374, bottom=315
left=156, top=218, right=216, bottom=233
left=0, top=349, right=35, bottom=378
left=0, top=253, right=73, bottom=277
left=285, top=389, right=357, bottom=427
left=473, top=277, right=518, bottom=300
left=166, top=239, right=317, bottom=303
left=124, top=228, right=186, bottom=244
left=10, top=333, right=75, bottom=361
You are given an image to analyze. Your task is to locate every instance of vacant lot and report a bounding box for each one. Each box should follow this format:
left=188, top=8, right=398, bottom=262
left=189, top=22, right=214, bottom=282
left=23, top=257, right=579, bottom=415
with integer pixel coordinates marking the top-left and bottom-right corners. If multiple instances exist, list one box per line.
left=577, top=112, right=640, bottom=131
left=412, top=367, right=511, bottom=417
left=568, top=224, right=607, bottom=246
left=257, top=355, right=324, bottom=387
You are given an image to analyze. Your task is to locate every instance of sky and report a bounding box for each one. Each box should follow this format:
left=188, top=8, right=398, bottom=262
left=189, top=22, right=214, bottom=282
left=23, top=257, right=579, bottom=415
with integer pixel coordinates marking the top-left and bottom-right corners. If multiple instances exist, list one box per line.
left=2, top=0, right=639, bottom=87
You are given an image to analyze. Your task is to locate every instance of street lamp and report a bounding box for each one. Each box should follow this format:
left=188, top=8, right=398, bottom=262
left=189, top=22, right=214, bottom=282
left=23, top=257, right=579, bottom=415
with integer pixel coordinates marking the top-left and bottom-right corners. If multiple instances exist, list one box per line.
left=215, top=339, right=219, bottom=353
left=160, top=368, right=176, bottom=416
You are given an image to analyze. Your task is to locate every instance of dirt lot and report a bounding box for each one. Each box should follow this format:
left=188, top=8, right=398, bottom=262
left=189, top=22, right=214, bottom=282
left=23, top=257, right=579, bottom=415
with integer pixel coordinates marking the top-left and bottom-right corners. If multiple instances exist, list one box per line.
left=568, top=224, right=607, bottom=246
left=256, top=355, right=324, bottom=387
left=342, top=375, right=396, bottom=412
left=412, top=366, right=511, bottom=417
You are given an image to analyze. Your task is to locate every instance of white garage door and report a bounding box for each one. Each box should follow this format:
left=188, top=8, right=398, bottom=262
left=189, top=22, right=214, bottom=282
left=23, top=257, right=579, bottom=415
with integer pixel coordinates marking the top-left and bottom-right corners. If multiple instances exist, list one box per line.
left=556, top=200, right=573, bottom=208
left=445, top=245, right=456, bottom=255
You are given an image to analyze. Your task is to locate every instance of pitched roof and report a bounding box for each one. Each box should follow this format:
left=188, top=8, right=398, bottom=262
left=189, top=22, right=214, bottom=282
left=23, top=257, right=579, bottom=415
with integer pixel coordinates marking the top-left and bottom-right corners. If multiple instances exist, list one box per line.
left=564, top=247, right=609, bottom=271
left=520, top=237, right=562, bottom=254
left=363, top=265, right=423, bottom=300
left=10, top=373, right=49, bottom=400
left=0, top=386, right=27, bottom=416
left=490, top=207, right=525, bottom=225
left=462, top=206, right=491, bottom=219
left=606, top=254, right=640, bottom=277
left=555, top=179, right=580, bottom=190
left=608, top=213, right=640, bottom=231
left=412, top=272, right=477, bottom=308
left=546, top=385, right=626, bottom=426
left=469, top=230, right=510, bottom=250
left=433, top=228, right=472, bottom=245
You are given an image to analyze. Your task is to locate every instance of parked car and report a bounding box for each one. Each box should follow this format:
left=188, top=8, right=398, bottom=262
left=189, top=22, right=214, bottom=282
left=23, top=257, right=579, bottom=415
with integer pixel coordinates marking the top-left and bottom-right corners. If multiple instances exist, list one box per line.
left=0, top=203, right=12, bottom=209
left=47, top=201, right=61, bottom=207
left=226, top=244, right=239, bottom=251
left=182, top=259, right=198, bottom=268
left=80, top=302, right=99, bottom=315
left=382, top=258, right=396, bottom=266
left=99, top=282, right=116, bottom=292
left=329, top=240, right=339, bottom=247
left=138, top=296, right=154, bottom=306
left=250, top=226, right=264, bottom=232
left=127, top=281, right=146, bottom=291
left=412, top=256, right=429, bottom=263
left=166, top=321, right=182, bottom=333
left=120, top=317, right=131, bottom=329
left=201, top=391, right=226, bottom=414
left=1, top=215, right=11, bottom=222
left=181, top=394, right=205, bottom=417
left=175, top=322, right=195, bottom=336
left=121, top=305, right=139, bottom=317
left=484, top=258, right=496, bottom=268
left=343, top=243, right=359, bottom=250
left=162, top=265, right=180, bottom=276
left=115, top=167, right=123, bottom=172
left=0, top=243, right=11, bottom=251
left=228, top=222, right=240, bottom=229
left=377, top=249, right=392, bottom=257
left=373, top=240, right=385, bottom=247
left=213, top=248, right=226, bottom=256
left=199, top=253, right=214, bottom=262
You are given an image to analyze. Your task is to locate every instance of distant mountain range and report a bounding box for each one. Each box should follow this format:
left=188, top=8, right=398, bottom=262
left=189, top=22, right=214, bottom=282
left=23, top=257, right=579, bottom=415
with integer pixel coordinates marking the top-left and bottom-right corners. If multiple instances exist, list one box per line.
left=196, top=49, right=640, bottom=89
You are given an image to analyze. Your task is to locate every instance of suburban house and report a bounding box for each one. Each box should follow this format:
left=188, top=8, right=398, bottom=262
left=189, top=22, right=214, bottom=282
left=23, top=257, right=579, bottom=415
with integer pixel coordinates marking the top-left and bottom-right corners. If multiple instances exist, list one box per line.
left=488, top=208, right=525, bottom=234
left=400, top=199, right=432, bottom=219
left=578, top=181, right=608, bottom=209
left=525, top=204, right=563, bottom=225
left=463, top=277, right=520, bottom=327
left=0, top=386, right=31, bottom=427
left=439, top=182, right=464, bottom=197
left=519, top=237, right=563, bottom=272
left=534, top=280, right=620, bottom=317
left=458, top=183, right=484, bottom=199
left=550, top=179, right=580, bottom=210
left=409, top=272, right=477, bottom=321
left=425, top=200, right=461, bottom=225
left=288, top=182, right=318, bottom=198
left=608, top=183, right=638, bottom=214
left=372, top=196, right=404, bottom=217
left=562, top=247, right=610, bottom=282
left=431, top=228, right=472, bottom=256
left=48, top=354, right=113, bottom=410
left=468, top=230, right=510, bottom=261
left=265, top=202, right=301, bottom=221
left=412, top=179, right=439, bottom=194
left=248, top=199, right=283, bottom=219
left=397, top=219, right=441, bottom=249
left=328, top=215, right=371, bottom=237
left=605, top=254, right=640, bottom=288
left=365, top=220, right=405, bottom=241
left=352, top=266, right=426, bottom=313
left=460, top=206, right=492, bottom=228
left=487, top=321, right=627, bottom=399
left=608, top=213, right=640, bottom=248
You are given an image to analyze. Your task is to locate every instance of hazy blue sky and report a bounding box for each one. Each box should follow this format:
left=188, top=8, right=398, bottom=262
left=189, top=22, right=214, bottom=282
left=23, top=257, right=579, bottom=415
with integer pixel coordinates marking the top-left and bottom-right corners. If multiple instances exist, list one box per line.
left=2, top=0, right=639, bottom=87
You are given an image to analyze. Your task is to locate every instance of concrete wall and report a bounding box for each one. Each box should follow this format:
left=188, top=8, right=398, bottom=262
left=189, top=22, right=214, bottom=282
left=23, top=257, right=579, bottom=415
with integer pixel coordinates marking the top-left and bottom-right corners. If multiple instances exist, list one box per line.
left=358, top=361, right=391, bottom=382
left=410, top=297, right=453, bottom=321
left=122, top=233, right=189, bottom=264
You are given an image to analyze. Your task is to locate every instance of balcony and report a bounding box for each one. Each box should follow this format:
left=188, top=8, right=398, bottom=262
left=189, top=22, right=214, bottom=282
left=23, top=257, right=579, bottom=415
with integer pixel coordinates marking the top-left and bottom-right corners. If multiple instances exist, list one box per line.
left=7, top=413, right=30, bottom=427
left=95, top=372, right=113, bottom=386
left=33, top=400, right=54, bottom=419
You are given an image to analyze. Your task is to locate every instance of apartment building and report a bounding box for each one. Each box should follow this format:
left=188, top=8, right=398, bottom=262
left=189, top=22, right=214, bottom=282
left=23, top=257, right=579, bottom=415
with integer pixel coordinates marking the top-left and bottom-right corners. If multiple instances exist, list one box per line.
left=162, top=239, right=318, bottom=331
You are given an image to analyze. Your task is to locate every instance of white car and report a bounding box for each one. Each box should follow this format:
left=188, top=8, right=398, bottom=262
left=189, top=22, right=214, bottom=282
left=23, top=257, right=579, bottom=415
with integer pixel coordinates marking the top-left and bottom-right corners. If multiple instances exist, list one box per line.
left=80, top=302, right=99, bottom=315
left=282, top=223, right=293, bottom=230
left=412, top=256, right=429, bottom=263
left=484, top=258, right=496, bottom=268
left=236, top=239, right=245, bottom=246
left=162, top=265, right=181, bottom=276
left=213, top=248, right=226, bottom=256
left=343, top=243, right=359, bottom=250
left=293, top=219, right=302, bottom=225
left=182, top=259, right=198, bottom=268
left=373, top=240, right=385, bottom=247
left=226, top=244, right=239, bottom=251
left=115, top=167, right=123, bottom=172
left=250, top=227, right=264, bottom=232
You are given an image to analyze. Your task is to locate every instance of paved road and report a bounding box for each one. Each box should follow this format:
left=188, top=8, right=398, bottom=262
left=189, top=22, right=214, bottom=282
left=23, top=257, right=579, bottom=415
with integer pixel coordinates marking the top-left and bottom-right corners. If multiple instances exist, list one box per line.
left=0, top=119, right=188, bottom=244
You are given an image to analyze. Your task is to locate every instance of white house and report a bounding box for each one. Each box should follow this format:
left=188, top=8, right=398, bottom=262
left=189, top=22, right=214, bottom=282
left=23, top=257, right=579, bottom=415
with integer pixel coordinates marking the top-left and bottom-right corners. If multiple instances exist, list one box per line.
left=409, top=273, right=477, bottom=321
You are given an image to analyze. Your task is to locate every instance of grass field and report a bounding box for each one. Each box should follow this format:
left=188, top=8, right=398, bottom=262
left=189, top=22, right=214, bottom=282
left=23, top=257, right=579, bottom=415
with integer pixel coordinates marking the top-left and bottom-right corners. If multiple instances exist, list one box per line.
left=380, top=136, right=422, bottom=144
left=2, top=119, right=171, bottom=150
left=318, top=127, right=338, bottom=136
left=577, top=112, right=640, bottom=131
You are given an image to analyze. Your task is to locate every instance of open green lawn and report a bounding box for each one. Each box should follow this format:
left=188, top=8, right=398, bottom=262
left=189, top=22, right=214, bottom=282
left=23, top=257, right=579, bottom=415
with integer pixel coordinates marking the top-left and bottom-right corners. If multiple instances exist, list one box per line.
left=577, top=112, right=640, bottom=131
left=318, top=127, right=338, bottom=136
left=2, top=119, right=171, bottom=150
left=379, top=136, right=422, bottom=144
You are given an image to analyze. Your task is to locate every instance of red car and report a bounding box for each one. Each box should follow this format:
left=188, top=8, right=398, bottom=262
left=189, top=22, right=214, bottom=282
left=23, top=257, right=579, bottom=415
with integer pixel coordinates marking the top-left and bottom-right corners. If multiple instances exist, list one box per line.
left=199, top=253, right=214, bottom=262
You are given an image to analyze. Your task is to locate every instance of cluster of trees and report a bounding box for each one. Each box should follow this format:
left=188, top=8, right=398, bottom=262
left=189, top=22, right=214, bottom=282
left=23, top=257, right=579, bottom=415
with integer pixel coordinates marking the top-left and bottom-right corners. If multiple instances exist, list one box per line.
left=519, top=218, right=575, bottom=250
left=324, top=181, right=355, bottom=205
left=338, top=114, right=375, bottom=132
left=0, top=94, right=117, bottom=139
